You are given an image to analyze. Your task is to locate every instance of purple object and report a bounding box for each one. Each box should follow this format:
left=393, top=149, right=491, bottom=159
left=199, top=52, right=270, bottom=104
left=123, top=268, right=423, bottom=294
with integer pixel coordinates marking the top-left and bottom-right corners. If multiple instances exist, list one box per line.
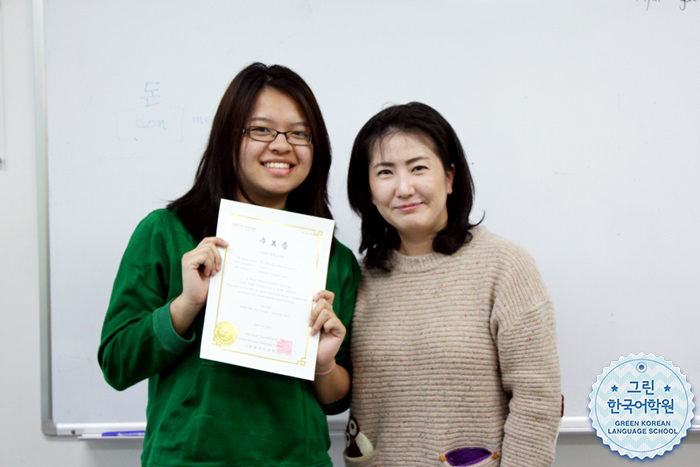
left=444, top=447, right=492, bottom=466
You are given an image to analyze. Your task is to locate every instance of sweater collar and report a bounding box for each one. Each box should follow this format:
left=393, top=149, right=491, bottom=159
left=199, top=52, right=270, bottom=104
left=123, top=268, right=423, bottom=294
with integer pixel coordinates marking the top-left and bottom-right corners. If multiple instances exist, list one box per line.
left=389, top=249, right=450, bottom=273
left=388, top=226, right=482, bottom=273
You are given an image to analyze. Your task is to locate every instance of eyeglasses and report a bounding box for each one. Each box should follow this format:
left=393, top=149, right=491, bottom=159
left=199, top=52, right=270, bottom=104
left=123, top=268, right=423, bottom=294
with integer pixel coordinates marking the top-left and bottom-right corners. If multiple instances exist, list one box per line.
left=243, top=126, right=313, bottom=146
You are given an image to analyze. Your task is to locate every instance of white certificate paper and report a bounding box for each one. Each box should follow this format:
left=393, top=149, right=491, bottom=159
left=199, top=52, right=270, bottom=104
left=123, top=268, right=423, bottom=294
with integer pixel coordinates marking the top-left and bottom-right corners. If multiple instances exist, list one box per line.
left=200, top=199, right=335, bottom=380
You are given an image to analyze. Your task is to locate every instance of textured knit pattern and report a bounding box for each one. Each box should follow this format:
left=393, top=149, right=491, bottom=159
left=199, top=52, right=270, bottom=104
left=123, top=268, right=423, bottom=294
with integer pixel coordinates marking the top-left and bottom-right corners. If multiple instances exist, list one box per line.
left=347, top=227, right=561, bottom=466
left=98, top=209, right=360, bottom=467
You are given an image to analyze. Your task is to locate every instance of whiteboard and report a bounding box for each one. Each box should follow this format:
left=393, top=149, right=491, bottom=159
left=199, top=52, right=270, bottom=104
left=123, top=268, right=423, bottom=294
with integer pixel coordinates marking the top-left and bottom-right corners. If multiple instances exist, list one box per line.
left=1, top=0, right=6, bottom=171
left=38, top=0, right=700, bottom=435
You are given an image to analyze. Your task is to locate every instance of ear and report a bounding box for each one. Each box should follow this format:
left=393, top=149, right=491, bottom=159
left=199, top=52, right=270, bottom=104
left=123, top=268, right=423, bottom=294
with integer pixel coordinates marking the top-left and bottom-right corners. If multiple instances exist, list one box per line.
left=446, top=163, right=456, bottom=195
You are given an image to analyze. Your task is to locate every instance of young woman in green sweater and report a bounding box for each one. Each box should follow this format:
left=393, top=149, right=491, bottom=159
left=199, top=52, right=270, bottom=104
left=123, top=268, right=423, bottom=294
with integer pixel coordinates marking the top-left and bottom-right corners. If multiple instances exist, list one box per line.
left=98, top=63, right=359, bottom=467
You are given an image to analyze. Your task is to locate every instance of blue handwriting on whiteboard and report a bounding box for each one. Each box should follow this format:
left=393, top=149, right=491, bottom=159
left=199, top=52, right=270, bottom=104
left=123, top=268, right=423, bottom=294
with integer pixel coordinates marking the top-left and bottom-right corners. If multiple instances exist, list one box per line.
left=141, top=82, right=161, bottom=107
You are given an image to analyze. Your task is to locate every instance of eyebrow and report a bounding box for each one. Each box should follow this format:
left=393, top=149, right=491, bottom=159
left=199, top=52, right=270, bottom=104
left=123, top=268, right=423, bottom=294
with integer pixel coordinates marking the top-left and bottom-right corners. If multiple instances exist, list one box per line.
left=371, top=156, right=429, bottom=169
left=249, top=117, right=308, bottom=127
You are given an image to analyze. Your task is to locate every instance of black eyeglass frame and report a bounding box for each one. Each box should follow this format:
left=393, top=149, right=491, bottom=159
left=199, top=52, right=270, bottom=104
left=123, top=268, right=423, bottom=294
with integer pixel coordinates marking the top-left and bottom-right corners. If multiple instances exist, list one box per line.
left=242, top=126, right=313, bottom=146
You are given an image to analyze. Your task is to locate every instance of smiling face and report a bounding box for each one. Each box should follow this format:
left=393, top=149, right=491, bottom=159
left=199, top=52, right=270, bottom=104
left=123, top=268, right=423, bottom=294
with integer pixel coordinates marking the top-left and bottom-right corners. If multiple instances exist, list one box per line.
left=236, top=87, right=313, bottom=209
left=369, top=132, right=454, bottom=254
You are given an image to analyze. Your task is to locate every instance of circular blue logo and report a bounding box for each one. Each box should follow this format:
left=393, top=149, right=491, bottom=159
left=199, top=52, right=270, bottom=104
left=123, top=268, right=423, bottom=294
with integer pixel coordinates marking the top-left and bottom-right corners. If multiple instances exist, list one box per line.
left=589, top=353, right=694, bottom=459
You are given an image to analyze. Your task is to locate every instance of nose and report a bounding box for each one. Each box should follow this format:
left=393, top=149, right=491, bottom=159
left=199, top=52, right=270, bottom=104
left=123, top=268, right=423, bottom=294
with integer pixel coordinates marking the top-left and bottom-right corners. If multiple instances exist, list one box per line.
left=268, top=132, right=292, bottom=151
left=395, top=173, right=414, bottom=198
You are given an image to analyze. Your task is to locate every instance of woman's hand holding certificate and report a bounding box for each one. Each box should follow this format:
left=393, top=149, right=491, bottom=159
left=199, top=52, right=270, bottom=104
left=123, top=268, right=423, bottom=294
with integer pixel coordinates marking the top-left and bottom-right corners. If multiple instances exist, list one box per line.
left=200, top=199, right=336, bottom=380
left=309, top=290, right=345, bottom=373
left=170, top=237, right=229, bottom=336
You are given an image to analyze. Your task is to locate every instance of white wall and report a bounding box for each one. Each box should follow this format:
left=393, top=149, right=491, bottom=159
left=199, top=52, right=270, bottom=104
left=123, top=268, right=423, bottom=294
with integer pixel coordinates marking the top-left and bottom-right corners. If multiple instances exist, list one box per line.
left=1, top=1, right=698, bottom=465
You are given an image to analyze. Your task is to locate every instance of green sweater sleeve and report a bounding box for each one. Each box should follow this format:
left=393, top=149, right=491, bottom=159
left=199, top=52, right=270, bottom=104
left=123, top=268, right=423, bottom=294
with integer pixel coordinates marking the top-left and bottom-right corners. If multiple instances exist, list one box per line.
left=98, top=210, right=195, bottom=391
left=321, top=239, right=361, bottom=414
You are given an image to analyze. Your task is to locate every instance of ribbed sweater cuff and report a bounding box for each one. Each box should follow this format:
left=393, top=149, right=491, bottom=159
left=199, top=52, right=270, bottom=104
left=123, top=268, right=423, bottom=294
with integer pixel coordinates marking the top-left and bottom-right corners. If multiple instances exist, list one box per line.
left=152, top=301, right=195, bottom=355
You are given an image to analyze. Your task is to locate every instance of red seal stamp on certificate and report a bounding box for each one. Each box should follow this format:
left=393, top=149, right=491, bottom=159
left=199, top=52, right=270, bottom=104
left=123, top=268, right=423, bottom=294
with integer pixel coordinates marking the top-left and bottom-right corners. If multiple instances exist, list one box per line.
left=589, top=353, right=694, bottom=459
left=276, top=339, right=293, bottom=356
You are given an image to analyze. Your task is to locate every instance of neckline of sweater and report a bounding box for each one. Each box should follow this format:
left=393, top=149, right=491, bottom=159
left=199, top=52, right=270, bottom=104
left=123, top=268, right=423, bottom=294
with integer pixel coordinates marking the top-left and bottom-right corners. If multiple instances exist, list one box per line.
left=389, top=226, right=483, bottom=273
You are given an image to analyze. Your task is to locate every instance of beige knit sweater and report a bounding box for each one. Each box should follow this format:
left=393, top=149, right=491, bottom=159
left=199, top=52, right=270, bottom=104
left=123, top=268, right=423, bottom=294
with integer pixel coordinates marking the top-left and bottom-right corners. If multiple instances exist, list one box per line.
left=345, top=227, right=561, bottom=466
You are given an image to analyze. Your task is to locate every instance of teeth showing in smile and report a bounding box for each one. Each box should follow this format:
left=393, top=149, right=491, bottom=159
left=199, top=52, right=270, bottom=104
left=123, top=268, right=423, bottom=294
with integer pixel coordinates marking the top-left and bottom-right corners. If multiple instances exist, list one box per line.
left=264, top=162, right=291, bottom=169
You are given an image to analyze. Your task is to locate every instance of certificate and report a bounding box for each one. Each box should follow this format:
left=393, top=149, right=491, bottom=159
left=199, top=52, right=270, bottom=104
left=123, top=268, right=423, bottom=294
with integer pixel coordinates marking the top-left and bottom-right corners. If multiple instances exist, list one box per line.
left=200, top=199, right=335, bottom=380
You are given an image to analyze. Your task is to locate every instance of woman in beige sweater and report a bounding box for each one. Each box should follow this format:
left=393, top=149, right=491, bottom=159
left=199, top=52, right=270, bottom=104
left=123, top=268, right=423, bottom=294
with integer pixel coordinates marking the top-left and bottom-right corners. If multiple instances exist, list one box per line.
left=344, top=102, right=562, bottom=466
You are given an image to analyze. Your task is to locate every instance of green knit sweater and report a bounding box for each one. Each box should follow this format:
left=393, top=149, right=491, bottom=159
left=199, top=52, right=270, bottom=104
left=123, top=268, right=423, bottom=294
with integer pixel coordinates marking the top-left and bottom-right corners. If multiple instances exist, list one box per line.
left=98, top=209, right=360, bottom=467
left=346, top=227, right=561, bottom=466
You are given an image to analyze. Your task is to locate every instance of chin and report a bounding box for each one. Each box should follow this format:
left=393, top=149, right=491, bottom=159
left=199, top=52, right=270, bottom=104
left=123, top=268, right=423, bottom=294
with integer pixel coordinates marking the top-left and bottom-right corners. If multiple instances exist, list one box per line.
left=395, top=220, right=430, bottom=233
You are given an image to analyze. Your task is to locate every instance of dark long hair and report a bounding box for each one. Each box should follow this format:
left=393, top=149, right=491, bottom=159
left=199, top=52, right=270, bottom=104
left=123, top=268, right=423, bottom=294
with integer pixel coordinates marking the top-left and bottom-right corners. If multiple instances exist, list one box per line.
left=169, top=63, right=333, bottom=240
left=347, top=102, right=479, bottom=271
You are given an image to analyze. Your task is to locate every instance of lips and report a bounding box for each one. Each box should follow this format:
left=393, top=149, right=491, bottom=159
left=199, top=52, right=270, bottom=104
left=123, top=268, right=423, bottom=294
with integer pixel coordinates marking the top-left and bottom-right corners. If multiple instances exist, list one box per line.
left=394, top=203, right=422, bottom=212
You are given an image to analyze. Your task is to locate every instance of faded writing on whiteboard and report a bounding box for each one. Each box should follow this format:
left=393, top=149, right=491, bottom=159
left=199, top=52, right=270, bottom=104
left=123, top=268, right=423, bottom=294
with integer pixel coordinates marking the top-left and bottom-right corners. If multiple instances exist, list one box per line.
left=680, top=0, right=697, bottom=10
left=141, top=82, right=161, bottom=107
left=637, top=0, right=697, bottom=10
left=639, top=0, right=660, bottom=10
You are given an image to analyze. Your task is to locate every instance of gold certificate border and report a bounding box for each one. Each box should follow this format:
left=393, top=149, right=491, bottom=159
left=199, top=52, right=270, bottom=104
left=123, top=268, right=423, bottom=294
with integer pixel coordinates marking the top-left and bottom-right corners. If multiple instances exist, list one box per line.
left=211, top=213, right=324, bottom=367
